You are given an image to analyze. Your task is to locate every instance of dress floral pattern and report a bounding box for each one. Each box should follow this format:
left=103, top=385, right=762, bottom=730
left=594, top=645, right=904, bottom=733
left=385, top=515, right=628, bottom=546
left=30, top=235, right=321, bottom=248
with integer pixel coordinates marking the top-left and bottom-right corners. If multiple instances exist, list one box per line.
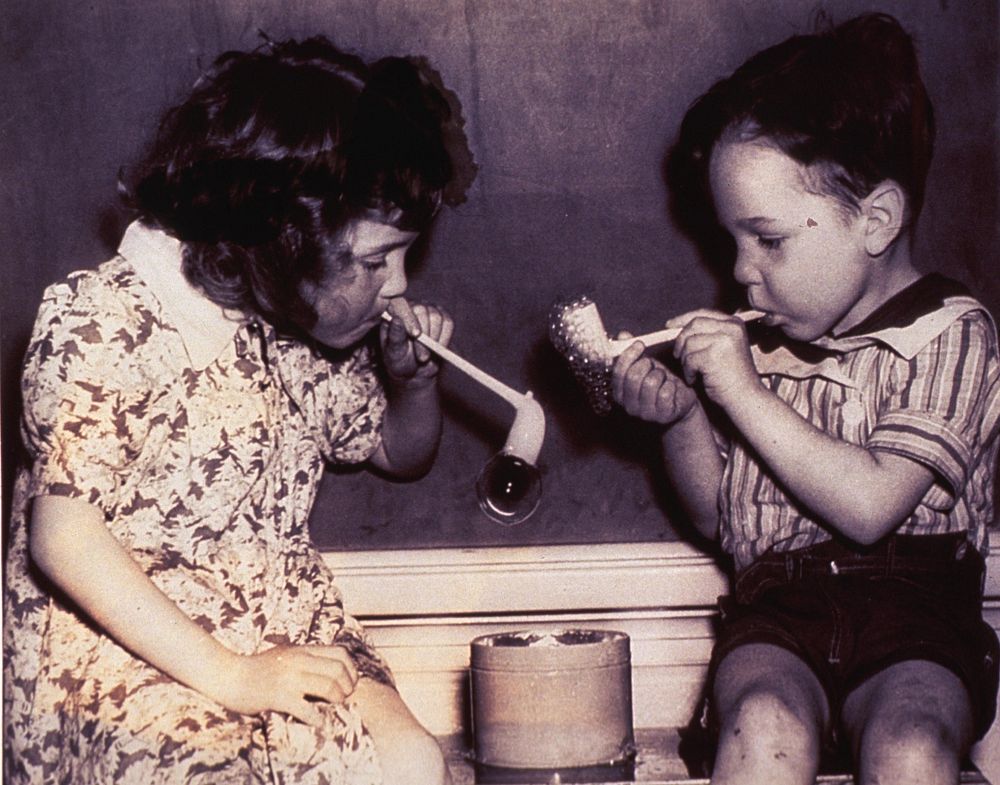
left=4, top=223, right=393, bottom=784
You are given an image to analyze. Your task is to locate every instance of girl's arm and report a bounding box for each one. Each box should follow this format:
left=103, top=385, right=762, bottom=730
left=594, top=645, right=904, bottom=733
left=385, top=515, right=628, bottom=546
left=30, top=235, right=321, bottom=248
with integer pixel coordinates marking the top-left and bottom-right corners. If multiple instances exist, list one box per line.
left=672, top=312, right=935, bottom=544
left=30, top=494, right=360, bottom=726
left=368, top=300, right=451, bottom=479
left=371, top=376, right=443, bottom=479
left=612, top=339, right=723, bottom=540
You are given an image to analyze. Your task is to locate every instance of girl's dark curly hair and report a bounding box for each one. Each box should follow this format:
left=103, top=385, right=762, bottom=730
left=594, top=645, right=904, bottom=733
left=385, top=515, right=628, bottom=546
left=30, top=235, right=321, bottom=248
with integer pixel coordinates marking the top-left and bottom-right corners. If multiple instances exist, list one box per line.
left=669, top=13, right=935, bottom=248
left=121, top=35, right=459, bottom=336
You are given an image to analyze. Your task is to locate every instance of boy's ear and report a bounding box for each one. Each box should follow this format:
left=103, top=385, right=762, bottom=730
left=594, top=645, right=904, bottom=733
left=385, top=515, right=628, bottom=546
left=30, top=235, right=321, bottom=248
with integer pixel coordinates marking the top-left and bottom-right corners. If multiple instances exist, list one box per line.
left=861, top=180, right=907, bottom=256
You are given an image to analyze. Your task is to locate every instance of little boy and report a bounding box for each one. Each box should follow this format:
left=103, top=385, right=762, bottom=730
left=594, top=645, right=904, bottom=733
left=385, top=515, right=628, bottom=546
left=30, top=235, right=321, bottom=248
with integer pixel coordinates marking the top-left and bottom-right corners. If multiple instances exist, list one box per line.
left=612, top=13, right=1000, bottom=783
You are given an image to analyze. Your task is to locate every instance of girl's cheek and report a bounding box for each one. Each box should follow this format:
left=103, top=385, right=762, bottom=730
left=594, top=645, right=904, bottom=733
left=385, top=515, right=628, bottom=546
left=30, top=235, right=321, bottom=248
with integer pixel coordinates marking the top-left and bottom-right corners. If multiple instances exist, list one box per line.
left=316, top=293, right=353, bottom=327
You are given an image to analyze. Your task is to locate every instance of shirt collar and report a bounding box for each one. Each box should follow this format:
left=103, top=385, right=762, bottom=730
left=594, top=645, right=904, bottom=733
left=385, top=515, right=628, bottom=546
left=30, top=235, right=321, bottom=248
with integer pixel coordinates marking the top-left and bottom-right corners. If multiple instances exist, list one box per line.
left=119, top=221, right=245, bottom=370
left=751, top=274, right=990, bottom=387
left=814, top=273, right=985, bottom=359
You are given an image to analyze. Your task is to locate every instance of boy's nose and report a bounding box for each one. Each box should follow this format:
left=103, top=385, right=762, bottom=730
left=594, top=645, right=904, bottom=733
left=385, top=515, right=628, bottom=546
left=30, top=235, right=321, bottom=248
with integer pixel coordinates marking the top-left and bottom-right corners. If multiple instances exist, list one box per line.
left=733, top=251, right=758, bottom=286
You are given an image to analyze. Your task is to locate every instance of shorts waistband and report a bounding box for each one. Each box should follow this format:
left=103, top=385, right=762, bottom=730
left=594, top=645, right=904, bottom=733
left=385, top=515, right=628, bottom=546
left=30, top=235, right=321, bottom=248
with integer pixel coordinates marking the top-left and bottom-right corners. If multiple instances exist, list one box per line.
left=734, top=532, right=983, bottom=605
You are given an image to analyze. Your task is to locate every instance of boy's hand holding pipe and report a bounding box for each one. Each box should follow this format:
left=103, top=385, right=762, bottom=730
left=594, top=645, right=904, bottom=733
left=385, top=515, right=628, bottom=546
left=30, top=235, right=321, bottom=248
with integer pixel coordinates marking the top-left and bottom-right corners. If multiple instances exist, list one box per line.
left=667, top=309, right=763, bottom=412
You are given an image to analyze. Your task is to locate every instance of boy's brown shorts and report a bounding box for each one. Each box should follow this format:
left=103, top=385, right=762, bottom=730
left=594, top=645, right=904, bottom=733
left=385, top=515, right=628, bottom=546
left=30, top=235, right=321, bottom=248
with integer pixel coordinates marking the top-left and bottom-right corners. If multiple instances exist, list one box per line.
left=710, top=533, right=999, bottom=740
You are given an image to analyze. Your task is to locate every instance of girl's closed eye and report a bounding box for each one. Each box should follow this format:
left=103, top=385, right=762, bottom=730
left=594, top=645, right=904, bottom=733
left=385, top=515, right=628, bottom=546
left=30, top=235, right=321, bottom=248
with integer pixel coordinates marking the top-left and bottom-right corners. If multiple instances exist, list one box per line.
left=357, top=254, right=388, bottom=270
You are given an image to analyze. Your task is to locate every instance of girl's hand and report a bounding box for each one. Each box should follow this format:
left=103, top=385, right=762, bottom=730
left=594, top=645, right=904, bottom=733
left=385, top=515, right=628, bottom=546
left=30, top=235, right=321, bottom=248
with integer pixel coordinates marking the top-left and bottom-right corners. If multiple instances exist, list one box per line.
left=670, top=309, right=760, bottom=410
left=213, top=644, right=359, bottom=727
left=380, top=298, right=454, bottom=386
left=611, top=332, right=699, bottom=425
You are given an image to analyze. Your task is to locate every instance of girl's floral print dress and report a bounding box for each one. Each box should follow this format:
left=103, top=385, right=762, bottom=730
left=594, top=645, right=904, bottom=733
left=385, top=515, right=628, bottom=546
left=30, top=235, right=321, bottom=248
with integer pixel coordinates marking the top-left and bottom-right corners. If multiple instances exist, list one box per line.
left=4, top=222, right=395, bottom=784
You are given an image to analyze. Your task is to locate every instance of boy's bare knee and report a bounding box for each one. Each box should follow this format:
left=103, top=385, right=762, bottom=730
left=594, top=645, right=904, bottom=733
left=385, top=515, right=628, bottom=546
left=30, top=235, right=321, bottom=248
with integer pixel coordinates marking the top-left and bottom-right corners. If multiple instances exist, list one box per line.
left=861, top=710, right=962, bottom=784
left=714, top=686, right=821, bottom=783
left=729, top=686, right=818, bottom=747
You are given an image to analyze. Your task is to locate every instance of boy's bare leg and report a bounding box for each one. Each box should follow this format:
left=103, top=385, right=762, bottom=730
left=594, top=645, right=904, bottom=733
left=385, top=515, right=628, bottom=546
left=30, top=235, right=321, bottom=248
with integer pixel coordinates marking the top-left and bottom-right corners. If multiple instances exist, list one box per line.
left=711, top=643, right=829, bottom=785
left=841, top=659, right=974, bottom=785
left=351, top=678, right=453, bottom=785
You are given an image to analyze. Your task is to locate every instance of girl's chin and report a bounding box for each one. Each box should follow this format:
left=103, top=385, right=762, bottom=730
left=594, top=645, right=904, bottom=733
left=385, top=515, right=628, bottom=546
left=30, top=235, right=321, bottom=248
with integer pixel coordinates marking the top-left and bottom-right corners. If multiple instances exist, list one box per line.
left=311, top=322, right=377, bottom=349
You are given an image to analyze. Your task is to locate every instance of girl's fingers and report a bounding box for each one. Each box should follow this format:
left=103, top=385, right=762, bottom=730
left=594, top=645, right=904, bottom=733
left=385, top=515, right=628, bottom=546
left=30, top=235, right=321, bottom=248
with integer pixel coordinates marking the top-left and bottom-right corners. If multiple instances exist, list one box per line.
left=437, top=313, right=454, bottom=347
left=388, top=301, right=455, bottom=367
left=298, top=669, right=352, bottom=705
left=386, top=297, right=421, bottom=338
left=287, top=699, right=325, bottom=728
left=304, top=645, right=359, bottom=686
left=418, top=305, right=443, bottom=338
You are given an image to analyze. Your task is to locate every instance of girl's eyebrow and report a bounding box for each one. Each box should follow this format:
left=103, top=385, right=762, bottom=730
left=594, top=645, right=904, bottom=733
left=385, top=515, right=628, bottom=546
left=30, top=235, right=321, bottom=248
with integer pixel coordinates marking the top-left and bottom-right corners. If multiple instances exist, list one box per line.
left=357, top=238, right=414, bottom=255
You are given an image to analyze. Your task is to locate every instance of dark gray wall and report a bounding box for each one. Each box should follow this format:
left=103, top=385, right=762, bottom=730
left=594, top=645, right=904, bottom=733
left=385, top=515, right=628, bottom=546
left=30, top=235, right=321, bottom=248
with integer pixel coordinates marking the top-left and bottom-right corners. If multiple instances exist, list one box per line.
left=3, top=1, right=998, bottom=550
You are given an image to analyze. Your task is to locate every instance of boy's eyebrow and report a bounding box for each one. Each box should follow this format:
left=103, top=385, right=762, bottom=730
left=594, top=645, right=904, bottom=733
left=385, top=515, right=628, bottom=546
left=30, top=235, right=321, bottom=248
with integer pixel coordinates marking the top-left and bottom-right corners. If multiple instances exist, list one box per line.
left=733, top=215, right=781, bottom=234
left=736, top=216, right=781, bottom=231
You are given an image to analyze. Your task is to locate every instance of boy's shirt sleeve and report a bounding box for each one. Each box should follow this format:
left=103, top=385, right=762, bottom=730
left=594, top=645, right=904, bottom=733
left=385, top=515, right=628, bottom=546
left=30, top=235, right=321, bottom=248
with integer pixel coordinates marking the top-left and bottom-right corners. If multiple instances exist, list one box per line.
left=20, top=274, right=156, bottom=513
left=866, top=311, right=998, bottom=506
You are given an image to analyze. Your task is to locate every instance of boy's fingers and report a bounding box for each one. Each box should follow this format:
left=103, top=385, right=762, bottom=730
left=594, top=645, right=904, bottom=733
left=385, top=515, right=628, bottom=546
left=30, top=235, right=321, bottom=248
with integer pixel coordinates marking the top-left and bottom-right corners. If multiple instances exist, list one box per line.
left=621, top=357, right=653, bottom=412
left=612, top=341, right=646, bottom=402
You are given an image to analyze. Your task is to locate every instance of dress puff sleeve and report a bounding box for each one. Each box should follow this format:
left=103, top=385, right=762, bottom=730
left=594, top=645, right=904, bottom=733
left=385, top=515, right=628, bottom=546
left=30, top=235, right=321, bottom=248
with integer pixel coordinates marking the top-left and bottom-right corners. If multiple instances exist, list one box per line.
left=20, top=269, right=161, bottom=516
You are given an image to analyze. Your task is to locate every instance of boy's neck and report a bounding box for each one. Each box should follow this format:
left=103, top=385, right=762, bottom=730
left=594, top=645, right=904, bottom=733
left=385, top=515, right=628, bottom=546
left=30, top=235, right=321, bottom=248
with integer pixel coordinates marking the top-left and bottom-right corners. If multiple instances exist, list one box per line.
left=837, top=241, right=920, bottom=335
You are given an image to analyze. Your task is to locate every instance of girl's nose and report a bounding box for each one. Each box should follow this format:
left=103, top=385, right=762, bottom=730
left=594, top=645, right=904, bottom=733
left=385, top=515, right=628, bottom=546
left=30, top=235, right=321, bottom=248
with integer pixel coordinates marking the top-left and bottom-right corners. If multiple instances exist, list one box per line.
left=381, top=256, right=408, bottom=299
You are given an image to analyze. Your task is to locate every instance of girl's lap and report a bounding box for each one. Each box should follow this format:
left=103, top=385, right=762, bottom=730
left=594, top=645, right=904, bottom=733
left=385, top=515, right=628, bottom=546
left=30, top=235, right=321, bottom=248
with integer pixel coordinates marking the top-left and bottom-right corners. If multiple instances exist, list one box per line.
left=12, top=666, right=384, bottom=785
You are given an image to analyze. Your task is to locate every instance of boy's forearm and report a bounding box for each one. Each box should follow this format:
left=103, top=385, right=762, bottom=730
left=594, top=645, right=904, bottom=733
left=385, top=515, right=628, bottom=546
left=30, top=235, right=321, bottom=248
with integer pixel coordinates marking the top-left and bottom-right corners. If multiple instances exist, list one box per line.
left=30, top=495, right=240, bottom=702
left=376, top=378, right=443, bottom=478
left=722, top=384, right=933, bottom=544
left=660, top=405, right=724, bottom=540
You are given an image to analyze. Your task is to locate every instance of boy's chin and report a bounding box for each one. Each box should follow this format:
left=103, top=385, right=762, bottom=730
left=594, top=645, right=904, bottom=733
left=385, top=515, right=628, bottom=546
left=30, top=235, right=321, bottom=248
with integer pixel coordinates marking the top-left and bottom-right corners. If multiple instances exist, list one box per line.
left=776, top=321, right=826, bottom=343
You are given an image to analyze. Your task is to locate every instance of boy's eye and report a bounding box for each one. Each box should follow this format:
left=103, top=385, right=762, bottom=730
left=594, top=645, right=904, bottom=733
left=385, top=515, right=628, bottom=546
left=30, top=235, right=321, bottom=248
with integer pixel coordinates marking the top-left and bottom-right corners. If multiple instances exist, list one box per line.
left=756, top=235, right=784, bottom=250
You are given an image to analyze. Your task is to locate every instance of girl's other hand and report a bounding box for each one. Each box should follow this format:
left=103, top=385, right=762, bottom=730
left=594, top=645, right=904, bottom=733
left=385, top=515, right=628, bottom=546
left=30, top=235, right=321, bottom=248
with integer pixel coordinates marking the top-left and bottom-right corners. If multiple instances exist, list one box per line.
left=669, top=309, right=760, bottom=410
left=380, top=298, right=454, bottom=385
left=611, top=332, right=698, bottom=425
left=213, top=644, right=360, bottom=727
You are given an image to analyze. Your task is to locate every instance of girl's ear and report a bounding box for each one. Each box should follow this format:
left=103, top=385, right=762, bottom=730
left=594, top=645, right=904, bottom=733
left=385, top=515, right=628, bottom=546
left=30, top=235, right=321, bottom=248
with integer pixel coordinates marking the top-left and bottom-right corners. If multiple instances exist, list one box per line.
left=861, top=180, right=907, bottom=256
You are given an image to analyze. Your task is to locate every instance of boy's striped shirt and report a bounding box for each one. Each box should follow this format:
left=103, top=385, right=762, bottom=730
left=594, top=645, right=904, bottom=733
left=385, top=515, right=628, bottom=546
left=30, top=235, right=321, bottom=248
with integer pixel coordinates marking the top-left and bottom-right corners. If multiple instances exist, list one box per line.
left=719, top=274, right=1000, bottom=572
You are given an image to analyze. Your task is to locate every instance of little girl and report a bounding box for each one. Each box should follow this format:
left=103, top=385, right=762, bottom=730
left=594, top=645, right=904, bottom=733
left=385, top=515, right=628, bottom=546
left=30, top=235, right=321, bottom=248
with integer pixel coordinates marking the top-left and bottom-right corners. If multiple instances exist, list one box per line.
left=613, top=13, right=999, bottom=784
left=4, top=36, right=463, bottom=784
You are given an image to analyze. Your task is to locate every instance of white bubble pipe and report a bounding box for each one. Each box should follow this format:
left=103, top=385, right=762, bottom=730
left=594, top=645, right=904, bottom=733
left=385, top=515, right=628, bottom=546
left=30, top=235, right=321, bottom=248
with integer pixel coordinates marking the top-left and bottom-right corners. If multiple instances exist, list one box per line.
left=380, top=312, right=545, bottom=464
